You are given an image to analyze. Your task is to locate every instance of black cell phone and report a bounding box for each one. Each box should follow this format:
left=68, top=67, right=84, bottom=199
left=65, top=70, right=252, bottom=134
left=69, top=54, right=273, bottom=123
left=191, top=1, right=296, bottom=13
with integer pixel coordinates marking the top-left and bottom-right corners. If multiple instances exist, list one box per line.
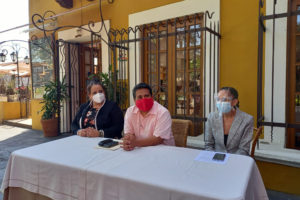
left=212, top=153, right=226, bottom=161
left=98, top=139, right=119, bottom=148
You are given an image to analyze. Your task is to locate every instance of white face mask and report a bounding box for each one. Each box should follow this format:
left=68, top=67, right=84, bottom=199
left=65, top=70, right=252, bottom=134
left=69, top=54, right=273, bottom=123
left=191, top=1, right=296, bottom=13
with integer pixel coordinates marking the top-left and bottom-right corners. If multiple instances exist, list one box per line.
left=92, top=93, right=105, bottom=103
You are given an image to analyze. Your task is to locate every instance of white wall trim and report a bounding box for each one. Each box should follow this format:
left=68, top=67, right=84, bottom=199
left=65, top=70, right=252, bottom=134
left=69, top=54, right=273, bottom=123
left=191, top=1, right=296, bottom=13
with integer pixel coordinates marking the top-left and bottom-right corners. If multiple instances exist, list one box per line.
left=57, top=20, right=110, bottom=73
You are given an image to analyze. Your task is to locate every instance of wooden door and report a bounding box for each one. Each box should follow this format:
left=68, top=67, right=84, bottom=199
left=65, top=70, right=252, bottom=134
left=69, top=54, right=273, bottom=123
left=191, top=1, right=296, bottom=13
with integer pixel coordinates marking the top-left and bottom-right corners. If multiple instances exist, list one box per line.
left=79, top=44, right=101, bottom=104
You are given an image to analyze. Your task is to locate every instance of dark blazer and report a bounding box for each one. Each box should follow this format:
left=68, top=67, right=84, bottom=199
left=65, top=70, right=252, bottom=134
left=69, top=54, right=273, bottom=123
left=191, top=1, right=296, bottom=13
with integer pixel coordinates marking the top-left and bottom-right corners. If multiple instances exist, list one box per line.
left=71, top=100, right=124, bottom=139
left=204, top=108, right=254, bottom=156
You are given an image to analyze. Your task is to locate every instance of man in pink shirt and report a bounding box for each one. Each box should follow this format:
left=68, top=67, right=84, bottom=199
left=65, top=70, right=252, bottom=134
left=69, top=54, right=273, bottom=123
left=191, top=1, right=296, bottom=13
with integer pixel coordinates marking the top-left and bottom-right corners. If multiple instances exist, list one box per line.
left=122, top=83, right=175, bottom=151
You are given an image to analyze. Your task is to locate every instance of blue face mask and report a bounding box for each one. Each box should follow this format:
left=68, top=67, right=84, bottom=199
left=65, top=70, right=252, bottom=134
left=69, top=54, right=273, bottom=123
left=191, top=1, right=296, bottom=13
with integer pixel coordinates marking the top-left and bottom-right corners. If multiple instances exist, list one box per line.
left=216, top=101, right=232, bottom=114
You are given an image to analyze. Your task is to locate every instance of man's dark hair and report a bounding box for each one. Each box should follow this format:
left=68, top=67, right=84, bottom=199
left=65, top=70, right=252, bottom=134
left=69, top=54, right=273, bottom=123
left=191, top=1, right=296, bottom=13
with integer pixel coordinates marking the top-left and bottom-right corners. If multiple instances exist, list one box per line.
left=132, top=82, right=152, bottom=99
left=220, top=86, right=239, bottom=108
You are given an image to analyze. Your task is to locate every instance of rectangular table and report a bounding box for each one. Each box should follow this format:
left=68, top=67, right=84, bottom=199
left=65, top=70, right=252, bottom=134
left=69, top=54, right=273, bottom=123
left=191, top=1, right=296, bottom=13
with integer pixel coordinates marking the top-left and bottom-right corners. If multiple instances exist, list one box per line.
left=1, top=136, right=268, bottom=200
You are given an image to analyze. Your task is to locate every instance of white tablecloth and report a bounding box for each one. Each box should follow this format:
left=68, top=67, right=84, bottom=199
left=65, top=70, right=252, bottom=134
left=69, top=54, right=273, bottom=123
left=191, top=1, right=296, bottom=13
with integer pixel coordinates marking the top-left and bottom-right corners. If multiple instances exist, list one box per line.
left=1, top=136, right=268, bottom=200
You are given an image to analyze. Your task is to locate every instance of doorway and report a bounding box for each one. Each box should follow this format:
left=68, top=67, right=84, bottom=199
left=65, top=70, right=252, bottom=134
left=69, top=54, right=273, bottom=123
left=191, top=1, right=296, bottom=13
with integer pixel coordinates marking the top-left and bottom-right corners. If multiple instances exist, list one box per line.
left=79, top=42, right=102, bottom=104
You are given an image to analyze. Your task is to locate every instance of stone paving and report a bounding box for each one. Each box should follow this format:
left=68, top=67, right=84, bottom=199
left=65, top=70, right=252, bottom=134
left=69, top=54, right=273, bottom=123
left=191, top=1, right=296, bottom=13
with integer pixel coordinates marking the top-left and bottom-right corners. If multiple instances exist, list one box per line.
left=0, top=124, right=300, bottom=200
left=0, top=125, right=71, bottom=200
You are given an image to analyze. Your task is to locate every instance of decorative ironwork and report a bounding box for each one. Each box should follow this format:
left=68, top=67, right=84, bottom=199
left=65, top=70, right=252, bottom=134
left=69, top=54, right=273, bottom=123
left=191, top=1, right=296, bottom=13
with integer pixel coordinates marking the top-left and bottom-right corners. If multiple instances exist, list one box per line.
left=55, top=0, right=73, bottom=9
left=30, top=1, right=220, bottom=135
left=107, top=12, right=220, bottom=135
left=30, top=0, right=116, bottom=134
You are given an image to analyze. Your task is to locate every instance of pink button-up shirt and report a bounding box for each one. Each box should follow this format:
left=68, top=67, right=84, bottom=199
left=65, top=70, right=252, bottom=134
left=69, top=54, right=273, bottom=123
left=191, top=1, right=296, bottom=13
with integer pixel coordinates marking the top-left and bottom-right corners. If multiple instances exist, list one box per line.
left=124, top=101, right=175, bottom=145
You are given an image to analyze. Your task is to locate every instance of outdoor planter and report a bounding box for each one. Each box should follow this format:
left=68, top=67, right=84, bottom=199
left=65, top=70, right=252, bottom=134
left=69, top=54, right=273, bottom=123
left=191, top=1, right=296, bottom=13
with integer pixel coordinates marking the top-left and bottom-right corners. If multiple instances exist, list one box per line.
left=41, top=118, right=58, bottom=137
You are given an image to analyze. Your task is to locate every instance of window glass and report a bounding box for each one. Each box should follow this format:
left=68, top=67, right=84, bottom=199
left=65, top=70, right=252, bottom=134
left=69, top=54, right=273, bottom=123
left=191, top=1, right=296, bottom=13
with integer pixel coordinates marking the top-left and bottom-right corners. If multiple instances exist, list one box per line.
left=30, top=37, right=54, bottom=99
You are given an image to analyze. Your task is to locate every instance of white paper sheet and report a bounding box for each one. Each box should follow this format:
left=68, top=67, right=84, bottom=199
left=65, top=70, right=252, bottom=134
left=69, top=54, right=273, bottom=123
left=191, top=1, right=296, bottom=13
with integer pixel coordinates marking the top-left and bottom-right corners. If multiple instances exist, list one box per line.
left=194, top=150, right=229, bottom=164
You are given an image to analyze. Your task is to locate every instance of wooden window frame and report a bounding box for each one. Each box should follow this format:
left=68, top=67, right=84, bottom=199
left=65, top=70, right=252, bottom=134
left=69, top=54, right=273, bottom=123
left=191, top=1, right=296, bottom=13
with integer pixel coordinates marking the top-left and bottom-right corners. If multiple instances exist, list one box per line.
left=142, top=14, right=204, bottom=135
left=287, top=0, right=300, bottom=149
left=79, top=41, right=102, bottom=104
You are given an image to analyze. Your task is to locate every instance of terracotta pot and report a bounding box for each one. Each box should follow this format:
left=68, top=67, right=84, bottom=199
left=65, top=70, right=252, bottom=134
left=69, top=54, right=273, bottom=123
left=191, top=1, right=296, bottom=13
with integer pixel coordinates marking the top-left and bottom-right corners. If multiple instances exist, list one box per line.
left=41, top=118, right=58, bottom=137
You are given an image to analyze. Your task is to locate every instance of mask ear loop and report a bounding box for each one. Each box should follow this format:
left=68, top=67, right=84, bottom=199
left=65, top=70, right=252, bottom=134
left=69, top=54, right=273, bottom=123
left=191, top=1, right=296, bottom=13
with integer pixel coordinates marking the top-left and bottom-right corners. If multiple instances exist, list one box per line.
left=232, top=98, right=239, bottom=110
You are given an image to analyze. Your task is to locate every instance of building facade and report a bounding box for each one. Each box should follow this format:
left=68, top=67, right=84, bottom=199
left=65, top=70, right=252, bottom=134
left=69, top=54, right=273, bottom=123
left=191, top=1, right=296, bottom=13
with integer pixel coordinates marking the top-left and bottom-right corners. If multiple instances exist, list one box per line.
left=23, top=0, right=300, bottom=195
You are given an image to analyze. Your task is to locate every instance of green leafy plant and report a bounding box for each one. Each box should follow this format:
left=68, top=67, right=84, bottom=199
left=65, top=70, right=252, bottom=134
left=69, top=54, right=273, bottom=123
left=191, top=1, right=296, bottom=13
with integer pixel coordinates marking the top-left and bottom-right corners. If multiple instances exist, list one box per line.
left=40, top=77, right=68, bottom=120
left=6, top=86, right=15, bottom=95
left=88, top=65, right=128, bottom=108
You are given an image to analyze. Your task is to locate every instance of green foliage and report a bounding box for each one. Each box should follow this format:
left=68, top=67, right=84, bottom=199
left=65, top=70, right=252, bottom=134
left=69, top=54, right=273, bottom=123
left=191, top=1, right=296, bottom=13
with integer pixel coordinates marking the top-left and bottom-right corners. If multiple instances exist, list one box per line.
left=40, top=77, right=68, bottom=120
left=6, top=86, right=15, bottom=95
left=88, top=65, right=128, bottom=108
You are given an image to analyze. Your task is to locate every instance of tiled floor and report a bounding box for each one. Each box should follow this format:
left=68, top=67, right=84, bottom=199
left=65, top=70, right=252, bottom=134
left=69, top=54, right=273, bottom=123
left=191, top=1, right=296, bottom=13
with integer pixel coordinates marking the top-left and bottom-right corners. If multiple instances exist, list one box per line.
left=0, top=124, right=71, bottom=200
left=0, top=124, right=299, bottom=200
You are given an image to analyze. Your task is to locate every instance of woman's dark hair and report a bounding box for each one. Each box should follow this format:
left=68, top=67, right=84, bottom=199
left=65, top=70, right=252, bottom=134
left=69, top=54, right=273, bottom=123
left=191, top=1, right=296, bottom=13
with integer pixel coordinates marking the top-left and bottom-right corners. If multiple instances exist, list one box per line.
left=87, top=79, right=107, bottom=98
left=220, top=87, right=239, bottom=108
left=132, top=82, right=152, bottom=99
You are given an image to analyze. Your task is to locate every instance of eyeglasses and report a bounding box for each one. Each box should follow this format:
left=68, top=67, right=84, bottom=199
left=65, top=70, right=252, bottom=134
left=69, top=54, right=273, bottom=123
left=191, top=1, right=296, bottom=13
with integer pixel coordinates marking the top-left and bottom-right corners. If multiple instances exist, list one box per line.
left=214, top=96, right=232, bottom=102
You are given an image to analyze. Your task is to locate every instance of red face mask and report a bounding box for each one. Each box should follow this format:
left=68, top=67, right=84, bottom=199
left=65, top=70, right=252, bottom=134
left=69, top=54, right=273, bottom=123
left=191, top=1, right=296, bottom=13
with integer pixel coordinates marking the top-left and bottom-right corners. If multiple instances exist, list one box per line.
left=135, top=98, right=154, bottom=112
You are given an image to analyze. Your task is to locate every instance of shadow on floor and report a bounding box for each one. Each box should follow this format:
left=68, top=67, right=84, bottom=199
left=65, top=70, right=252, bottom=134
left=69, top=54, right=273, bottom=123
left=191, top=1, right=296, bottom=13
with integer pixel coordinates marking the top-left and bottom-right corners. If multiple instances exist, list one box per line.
left=0, top=125, right=72, bottom=191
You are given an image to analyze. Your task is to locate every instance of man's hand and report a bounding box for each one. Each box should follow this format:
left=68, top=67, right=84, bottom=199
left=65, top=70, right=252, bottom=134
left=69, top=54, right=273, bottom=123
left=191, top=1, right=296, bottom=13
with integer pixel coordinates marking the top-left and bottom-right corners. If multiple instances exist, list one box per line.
left=121, top=133, right=136, bottom=151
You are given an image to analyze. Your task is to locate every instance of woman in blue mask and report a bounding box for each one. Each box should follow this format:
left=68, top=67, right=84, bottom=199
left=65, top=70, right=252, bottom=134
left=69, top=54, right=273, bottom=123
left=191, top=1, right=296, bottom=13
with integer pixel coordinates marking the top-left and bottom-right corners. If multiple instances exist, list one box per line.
left=71, top=79, right=124, bottom=139
left=204, top=87, right=254, bottom=155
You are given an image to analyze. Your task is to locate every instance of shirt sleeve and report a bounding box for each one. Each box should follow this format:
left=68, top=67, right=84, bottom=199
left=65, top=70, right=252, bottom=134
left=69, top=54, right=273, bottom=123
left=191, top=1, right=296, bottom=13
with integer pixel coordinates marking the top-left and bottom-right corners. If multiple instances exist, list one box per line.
left=153, top=110, right=172, bottom=139
left=124, top=108, right=134, bottom=134
left=236, top=116, right=254, bottom=155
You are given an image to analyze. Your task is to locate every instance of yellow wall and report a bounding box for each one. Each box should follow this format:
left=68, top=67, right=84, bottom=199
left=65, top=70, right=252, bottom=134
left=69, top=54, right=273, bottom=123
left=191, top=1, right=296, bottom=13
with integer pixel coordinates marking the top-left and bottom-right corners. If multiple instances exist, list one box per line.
left=3, top=102, right=21, bottom=120
left=257, top=161, right=300, bottom=195
left=29, top=0, right=182, bottom=33
left=0, top=102, right=29, bottom=122
left=220, top=0, right=259, bottom=125
left=31, top=99, right=43, bottom=130
left=0, top=102, right=3, bottom=123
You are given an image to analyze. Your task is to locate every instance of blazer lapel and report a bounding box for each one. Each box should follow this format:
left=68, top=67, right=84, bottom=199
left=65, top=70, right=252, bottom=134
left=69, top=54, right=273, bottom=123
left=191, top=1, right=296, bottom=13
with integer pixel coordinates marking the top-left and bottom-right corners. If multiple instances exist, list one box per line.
left=215, top=113, right=226, bottom=150
left=227, top=109, right=243, bottom=147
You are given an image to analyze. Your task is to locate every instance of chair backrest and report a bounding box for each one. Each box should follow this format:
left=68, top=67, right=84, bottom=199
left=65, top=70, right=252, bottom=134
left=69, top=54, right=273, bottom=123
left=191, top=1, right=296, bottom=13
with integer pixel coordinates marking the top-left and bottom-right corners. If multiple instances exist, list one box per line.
left=171, top=119, right=192, bottom=147
left=250, top=127, right=263, bottom=158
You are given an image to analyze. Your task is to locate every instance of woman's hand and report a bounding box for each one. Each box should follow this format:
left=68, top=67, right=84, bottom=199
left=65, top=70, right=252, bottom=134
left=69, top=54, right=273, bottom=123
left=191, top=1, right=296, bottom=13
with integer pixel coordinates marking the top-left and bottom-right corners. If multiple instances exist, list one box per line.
left=121, top=133, right=136, bottom=151
left=77, top=128, right=99, bottom=137
left=77, top=129, right=87, bottom=137
left=85, top=127, right=100, bottom=137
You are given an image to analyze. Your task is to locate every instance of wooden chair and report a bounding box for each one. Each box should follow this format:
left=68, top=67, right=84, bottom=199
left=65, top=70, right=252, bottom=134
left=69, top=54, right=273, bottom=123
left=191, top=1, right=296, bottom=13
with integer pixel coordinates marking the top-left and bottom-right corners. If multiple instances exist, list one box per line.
left=250, top=126, right=263, bottom=158
left=172, top=119, right=193, bottom=147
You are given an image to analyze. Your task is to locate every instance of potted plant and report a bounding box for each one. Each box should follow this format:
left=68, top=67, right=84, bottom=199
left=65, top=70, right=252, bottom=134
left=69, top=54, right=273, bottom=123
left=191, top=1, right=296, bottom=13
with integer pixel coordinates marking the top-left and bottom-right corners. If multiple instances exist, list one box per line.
left=6, top=86, right=15, bottom=102
left=40, top=77, right=68, bottom=137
